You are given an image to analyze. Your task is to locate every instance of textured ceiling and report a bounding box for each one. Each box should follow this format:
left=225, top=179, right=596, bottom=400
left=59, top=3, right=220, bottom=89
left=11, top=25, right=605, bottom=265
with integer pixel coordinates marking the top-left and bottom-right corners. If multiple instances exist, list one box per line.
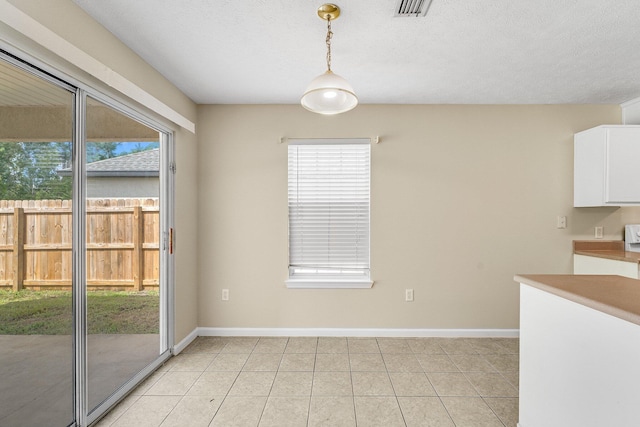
left=72, top=0, right=640, bottom=105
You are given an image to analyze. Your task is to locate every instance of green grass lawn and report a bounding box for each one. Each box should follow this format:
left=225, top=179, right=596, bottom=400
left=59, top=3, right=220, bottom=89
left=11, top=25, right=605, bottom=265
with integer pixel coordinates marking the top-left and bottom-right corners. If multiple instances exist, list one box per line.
left=0, top=290, right=159, bottom=335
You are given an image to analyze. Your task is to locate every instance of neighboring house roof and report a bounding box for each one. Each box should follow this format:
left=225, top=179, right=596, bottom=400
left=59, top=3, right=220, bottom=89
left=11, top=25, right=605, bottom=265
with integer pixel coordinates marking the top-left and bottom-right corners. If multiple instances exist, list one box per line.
left=58, top=148, right=159, bottom=177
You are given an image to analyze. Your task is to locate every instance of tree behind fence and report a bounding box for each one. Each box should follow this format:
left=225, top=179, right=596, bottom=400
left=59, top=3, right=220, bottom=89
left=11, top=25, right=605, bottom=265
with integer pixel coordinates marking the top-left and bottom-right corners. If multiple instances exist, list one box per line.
left=0, top=198, right=159, bottom=291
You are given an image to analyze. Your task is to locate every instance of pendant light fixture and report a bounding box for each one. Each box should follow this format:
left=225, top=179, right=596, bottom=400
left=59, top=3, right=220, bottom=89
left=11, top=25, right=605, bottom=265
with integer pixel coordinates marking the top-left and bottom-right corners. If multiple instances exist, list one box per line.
left=301, top=4, right=358, bottom=115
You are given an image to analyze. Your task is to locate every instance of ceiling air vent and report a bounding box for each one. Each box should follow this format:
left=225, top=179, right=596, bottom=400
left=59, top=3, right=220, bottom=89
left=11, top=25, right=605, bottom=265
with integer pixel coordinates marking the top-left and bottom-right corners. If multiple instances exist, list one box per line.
left=394, top=0, right=433, bottom=17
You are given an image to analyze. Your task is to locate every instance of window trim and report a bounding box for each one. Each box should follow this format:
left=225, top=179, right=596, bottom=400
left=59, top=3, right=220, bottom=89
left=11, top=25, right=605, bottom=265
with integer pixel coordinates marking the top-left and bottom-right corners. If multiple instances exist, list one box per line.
left=286, top=278, right=374, bottom=289
left=286, top=138, right=372, bottom=289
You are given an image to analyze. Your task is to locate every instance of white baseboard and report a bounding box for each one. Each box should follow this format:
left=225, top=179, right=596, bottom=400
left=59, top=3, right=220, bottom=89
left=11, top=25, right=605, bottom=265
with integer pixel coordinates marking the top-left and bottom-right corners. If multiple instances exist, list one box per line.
left=173, top=327, right=198, bottom=354
left=197, top=327, right=519, bottom=338
left=169, top=327, right=518, bottom=355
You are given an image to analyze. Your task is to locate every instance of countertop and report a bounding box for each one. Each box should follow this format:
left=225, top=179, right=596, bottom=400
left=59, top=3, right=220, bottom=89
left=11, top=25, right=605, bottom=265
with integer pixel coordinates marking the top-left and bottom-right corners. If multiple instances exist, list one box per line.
left=573, top=240, right=640, bottom=264
left=515, top=274, right=640, bottom=326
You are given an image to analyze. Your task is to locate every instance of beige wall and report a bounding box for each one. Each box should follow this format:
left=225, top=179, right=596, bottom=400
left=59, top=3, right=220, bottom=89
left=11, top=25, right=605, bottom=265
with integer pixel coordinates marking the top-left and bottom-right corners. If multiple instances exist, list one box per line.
left=197, top=104, right=637, bottom=330
left=3, top=0, right=199, bottom=343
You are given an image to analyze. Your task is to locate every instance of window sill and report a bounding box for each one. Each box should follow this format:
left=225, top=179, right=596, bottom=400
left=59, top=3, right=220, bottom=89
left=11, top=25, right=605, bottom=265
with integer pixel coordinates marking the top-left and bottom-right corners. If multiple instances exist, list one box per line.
left=285, top=278, right=374, bottom=289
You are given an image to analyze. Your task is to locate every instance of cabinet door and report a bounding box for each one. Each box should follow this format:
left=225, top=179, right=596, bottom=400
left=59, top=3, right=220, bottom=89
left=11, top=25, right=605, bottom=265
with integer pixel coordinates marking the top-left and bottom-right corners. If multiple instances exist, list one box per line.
left=606, top=128, right=640, bottom=203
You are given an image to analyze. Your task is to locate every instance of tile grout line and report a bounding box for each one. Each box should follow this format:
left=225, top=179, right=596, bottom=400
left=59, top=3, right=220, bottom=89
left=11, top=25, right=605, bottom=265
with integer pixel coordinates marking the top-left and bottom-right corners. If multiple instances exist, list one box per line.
left=349, top=338, right=371, bottom=426
left=305, top=337, right=318, bottom=427
left=156, top=396, right=181, bottom=427
left=480, top=396, right=510, bottom=427
left=420, top=342, right=459, bottom=427
left=347, top=340, right=357, bottom=427
left=206, top=339, right=251, bottom=426
left=173, top=348, right=220, bottom=421
left=180, top=341, right=227, bottom=426
left=97, top=394, right=142, bottom=427
left=206, top=362, right=240, bottom=425
left=385, top=361, right=409, bottom=427
left=204, top=339, right=235, bottom=426
left=456, top=350, right=517, bottom=427
left=254, top=337, right=289, bottom=427
left=107, top=368, right=169, bottom=427
left=376, top=338, right=408, bottom=426
left=436, top=395, right=457, bottom=426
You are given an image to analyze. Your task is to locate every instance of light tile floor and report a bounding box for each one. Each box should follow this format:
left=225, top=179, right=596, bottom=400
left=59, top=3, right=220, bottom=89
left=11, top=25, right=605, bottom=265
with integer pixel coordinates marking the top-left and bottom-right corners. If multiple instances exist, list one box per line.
left=95, top=337, right=519, bottom=427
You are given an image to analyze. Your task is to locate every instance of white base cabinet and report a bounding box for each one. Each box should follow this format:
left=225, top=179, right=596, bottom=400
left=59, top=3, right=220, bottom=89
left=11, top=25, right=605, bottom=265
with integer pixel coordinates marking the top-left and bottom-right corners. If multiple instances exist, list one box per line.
left=574, top=125, right=640, bottom=207
left=519, top=283, right=640, bottom=427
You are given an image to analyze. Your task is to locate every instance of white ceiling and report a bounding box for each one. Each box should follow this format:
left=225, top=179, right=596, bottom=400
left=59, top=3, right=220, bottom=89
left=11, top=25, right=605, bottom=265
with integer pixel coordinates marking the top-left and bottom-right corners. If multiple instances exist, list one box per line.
left=72, top=0, right=640, bottom=106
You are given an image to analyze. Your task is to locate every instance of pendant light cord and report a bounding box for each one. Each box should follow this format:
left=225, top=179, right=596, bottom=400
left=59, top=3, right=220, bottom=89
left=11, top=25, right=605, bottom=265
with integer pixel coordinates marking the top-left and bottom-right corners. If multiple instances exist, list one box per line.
left=326, top=17, right=333, bottom=72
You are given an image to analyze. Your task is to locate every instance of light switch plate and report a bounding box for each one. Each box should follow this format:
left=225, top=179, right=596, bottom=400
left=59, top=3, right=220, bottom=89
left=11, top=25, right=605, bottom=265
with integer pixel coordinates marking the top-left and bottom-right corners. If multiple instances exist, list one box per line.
left=595, top=226, right=604, bottom=239
left=405, top=289, right=414, bottom=302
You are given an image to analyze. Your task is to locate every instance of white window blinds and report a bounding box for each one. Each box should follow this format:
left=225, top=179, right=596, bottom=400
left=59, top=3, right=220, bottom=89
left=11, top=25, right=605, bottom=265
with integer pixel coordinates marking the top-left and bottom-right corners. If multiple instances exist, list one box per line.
left=288, top=140, right=370, bottom=279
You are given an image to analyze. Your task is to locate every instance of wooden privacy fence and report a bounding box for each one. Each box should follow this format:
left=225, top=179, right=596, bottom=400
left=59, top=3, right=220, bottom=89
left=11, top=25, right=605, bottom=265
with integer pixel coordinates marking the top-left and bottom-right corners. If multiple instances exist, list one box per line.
left=0, top=198, right=160, bottom=291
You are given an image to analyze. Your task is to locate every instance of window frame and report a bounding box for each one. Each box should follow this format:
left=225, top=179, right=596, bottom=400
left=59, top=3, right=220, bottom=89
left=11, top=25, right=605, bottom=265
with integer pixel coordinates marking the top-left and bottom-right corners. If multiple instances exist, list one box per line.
left=286, top=138, right=373, bottom=289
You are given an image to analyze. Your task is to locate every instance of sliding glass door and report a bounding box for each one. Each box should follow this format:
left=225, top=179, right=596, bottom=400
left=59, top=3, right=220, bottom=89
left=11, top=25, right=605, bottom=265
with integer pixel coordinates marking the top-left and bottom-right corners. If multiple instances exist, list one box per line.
left=85, top=96, right=166, bottom=414
left=0, top=55, right=75, bottom=427
left=0, top=52, right=173, bottom=427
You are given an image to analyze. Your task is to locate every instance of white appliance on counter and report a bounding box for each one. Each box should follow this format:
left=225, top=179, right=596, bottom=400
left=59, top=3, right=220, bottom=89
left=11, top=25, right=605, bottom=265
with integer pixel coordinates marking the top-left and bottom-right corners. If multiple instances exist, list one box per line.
left=624, top=224, right=640, bottom=252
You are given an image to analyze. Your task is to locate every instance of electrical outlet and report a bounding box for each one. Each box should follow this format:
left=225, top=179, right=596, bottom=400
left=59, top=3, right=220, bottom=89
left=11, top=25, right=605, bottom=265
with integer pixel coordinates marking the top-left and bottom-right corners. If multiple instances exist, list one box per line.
left=595, top=226, right=604, bottom=239
left=221, top=289, right=229, bottom=301
left=556, top=216, right=567, bottom=229
left=405, top=289, right=414, bottom=302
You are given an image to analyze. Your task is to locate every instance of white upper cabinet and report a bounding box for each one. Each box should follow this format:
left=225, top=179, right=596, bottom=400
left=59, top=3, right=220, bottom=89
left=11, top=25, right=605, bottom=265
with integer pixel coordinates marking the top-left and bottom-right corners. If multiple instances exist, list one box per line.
left=574, top=125, right=640, bottom=207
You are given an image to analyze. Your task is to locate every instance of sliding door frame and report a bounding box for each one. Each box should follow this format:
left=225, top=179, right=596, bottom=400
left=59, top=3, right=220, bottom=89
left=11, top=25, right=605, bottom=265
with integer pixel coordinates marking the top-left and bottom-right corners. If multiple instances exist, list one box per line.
left=81, top=90, right=176, bottom=425
left=73, top=88, right=88, bottom=427
left=79, top=85, right=176, bottom=427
